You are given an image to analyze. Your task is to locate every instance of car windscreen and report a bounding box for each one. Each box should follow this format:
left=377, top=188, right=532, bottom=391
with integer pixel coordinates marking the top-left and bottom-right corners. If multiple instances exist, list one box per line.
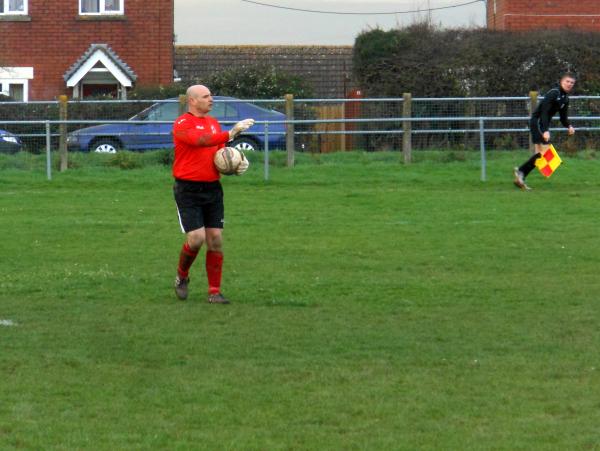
left=131, top=102, right=180, bottom=121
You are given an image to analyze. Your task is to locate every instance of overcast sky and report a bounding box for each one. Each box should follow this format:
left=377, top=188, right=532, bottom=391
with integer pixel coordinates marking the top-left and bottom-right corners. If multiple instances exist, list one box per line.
left=174, top=0, right=487, bottom=45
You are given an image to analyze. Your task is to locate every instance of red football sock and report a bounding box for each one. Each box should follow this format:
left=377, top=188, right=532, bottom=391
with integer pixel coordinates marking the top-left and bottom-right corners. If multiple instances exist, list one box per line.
left=177, top=242, right=199, bottom=279
left=206, top=250, right=223, bottom=294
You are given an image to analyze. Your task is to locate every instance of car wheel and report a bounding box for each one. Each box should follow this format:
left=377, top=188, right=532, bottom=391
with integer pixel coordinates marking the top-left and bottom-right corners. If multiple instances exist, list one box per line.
left=91, top=139, right=120, bottom=154
left=231, top=137, right=259, bottom=152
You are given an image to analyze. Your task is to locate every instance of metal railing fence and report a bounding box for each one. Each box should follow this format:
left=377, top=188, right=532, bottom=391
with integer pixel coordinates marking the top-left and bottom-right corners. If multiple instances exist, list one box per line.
left=2, top=96, right=600, bottom=180
left=2, top=115, right=599, bottom=182
left=2, top=96, right=600, bottom=153
left=290, top=96, right=600, bottom=152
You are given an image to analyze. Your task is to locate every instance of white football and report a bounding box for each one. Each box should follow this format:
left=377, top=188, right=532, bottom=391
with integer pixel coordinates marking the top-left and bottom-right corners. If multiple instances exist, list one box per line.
left=214, top=147, right=243, bottom=175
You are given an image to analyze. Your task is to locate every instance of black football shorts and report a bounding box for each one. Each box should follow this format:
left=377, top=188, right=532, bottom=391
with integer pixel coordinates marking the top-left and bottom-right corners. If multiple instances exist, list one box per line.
left=529, top=118, right=546, bottom=144
left=173, top=179, right=224, bottom=233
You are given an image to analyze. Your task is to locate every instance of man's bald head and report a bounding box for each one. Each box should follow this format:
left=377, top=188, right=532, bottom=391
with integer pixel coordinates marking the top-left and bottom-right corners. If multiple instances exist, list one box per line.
left=187, top=84, right=210, bottom=99
left=186, top=85, right=213, bottom=116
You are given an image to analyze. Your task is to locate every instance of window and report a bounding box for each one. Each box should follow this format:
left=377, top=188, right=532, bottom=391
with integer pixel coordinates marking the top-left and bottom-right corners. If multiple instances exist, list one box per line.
left=0, top=0, right=27, bottom=14
left=0, top=67, right=32, bottom=101
left=80, top=0, right=123, bottom=15
left=0, top=82, right=26, bottom=101
left=211, top=102, right=237, bottom=119
left=145, top=103, right=180, bottom=121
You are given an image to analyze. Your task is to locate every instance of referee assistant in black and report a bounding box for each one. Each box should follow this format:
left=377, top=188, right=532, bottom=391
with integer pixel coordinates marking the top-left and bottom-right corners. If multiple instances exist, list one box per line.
left=513, top=73, right=576, bottom=190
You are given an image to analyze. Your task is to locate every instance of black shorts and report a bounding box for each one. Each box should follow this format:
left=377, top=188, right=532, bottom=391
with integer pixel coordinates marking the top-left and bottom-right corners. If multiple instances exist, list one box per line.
left=529, top=118, right=545, bottom=144
left=173, top=179, right=224, bottom=233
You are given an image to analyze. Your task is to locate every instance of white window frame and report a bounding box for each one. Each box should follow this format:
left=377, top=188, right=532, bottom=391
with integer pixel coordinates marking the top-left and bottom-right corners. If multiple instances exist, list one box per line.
left=0, top=67, right=33, bottom=102
left=0, top=81, right=29, bottom=102
left=79, top=0, right=124, bottom=15
left=0, top=0, right=28, bottom=15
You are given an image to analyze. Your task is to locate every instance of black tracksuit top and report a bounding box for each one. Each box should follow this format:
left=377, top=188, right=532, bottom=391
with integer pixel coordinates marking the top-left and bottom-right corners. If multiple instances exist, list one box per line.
left=531, top=84, right=571, bottom=133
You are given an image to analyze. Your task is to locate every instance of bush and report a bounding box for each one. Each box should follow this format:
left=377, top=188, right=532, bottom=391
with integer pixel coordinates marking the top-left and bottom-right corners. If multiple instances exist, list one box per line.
left=205, top=65, right=314, bottom=99
left=129, top=83, right=187, bottom=100
left=353, top=23, right=600, bottom=97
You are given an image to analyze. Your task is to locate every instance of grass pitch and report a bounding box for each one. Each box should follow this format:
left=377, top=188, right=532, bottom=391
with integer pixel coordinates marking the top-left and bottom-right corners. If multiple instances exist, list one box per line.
left=1, top=150, right=600, bottom=449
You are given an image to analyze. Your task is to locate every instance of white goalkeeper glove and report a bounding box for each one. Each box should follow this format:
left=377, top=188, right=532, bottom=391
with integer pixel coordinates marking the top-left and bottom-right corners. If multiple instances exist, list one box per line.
left=236, top=153, right=250, bottom=175
left=229, top=118, right=255, bottom=140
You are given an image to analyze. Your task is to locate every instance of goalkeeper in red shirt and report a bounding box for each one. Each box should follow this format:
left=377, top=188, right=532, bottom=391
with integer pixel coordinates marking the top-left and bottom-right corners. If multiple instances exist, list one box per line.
left=172, top=84, right=254, bottom=304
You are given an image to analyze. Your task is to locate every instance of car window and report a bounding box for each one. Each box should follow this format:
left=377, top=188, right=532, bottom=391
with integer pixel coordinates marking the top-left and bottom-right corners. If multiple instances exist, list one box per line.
left=146, top=102, right=180, bottom=121
left=211, top=102, right=237, bottom=119
left=247, top=103, right=274, bottom=114
left=211, top=102, right=225, bottom=118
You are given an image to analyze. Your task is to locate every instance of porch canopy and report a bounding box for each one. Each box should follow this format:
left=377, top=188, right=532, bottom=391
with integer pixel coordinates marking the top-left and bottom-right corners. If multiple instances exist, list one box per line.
left=64, top=43, right=137, bottom=99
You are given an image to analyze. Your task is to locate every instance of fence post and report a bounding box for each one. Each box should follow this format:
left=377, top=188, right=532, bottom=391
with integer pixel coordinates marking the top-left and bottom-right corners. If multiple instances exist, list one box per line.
left=46, top=121, right=52, bottom=181
left=285, top=93, right=294, bottom=167
left=402, top=92, right=412, bottom=164
left=264, top=122, right=270, bottom=181
left=340, top=102, right=346, bottom=152
left=58, top=95, right=68, bottom=172
left=178, top=94, right=187, bottom=115
left=529, top=91, right=538, bottom=154
left=479, top=118, right=486, bottom=182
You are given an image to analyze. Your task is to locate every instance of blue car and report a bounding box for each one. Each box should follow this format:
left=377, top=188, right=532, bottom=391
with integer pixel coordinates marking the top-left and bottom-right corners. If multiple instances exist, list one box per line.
left=67, top=96, right=286, bottom=153
left=0, top=129, right=23, bottom=154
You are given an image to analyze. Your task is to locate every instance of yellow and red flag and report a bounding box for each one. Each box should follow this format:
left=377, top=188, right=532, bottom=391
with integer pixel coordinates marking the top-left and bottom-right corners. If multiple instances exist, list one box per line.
left=535, top=144, right=562, bottom=178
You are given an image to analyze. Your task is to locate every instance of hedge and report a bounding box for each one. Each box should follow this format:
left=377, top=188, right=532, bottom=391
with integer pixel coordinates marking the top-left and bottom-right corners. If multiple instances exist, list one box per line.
left=353, top=23, right=600, bottom=97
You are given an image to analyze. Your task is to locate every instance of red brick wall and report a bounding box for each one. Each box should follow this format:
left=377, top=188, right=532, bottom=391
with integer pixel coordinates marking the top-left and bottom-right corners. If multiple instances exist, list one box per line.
left=0, top=0, right=173, bottom=100
left=487, top=0, right=600, bottom=31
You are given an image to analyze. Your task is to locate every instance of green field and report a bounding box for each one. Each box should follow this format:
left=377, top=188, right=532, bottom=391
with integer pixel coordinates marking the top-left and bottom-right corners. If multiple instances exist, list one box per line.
left=1, top=150, right=600, bottom=449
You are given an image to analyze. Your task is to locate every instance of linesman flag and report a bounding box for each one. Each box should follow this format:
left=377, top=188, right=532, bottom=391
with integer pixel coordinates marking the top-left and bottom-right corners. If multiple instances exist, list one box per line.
left=535, top=144, right=562, bottom=177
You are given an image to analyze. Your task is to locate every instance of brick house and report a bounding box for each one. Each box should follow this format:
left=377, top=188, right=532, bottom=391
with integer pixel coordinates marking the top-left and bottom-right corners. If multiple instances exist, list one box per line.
left=0, top=0, right=174, bottom=101
left=487, top=0, right=600, bottom=31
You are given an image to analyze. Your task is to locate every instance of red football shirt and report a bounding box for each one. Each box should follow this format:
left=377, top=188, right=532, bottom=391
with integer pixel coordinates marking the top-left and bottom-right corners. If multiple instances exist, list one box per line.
left=172, top=112, right=230, bottom=181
